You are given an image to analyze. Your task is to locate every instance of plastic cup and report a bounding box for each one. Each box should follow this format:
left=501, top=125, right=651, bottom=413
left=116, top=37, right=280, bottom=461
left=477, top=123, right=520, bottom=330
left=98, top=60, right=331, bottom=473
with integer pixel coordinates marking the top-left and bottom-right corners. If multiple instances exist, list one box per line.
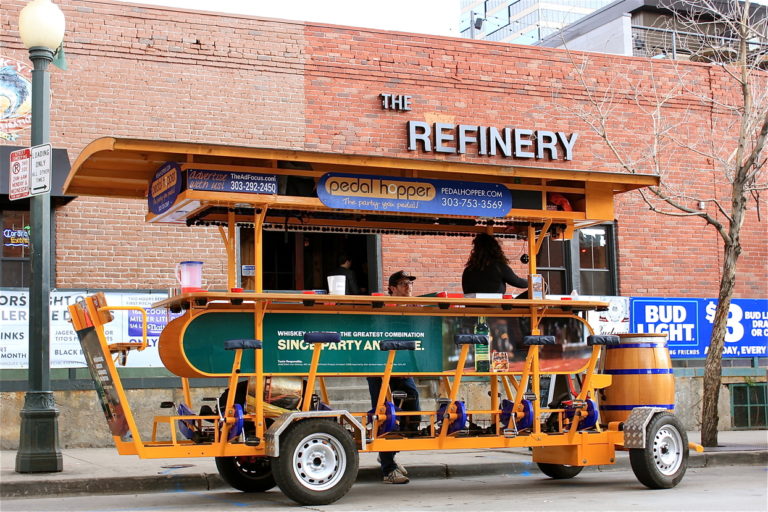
left=327, top=275, right=346, bottom=295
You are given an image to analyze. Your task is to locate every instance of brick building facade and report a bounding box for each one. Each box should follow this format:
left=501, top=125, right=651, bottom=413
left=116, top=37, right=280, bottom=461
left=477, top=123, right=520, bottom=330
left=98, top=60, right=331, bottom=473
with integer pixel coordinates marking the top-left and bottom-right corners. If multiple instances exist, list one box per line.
left=1, top=0, right=765, bottom=298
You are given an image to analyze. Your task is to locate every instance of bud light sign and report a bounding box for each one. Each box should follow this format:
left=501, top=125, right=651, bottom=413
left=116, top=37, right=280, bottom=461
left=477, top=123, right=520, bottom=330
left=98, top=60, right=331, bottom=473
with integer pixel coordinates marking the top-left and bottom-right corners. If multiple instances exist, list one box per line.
left=631, top=297, right=768, bottom=358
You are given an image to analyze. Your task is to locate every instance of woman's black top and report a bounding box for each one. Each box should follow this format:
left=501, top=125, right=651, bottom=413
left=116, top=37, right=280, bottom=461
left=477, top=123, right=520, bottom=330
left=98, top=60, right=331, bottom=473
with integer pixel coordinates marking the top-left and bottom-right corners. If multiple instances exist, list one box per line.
left=461, top=263, right=528, bottom=294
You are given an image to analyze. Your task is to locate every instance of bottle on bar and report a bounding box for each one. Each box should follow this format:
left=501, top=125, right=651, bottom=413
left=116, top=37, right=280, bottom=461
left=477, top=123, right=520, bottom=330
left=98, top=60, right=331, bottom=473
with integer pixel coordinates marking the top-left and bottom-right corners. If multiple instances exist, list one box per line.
left=474, top=316, right=490, bottom=372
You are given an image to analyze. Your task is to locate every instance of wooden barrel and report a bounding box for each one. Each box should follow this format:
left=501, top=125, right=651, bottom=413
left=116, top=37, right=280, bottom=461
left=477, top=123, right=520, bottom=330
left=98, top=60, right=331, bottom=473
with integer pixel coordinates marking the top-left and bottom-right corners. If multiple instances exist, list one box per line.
left=600, top=333, right=675, bottom=424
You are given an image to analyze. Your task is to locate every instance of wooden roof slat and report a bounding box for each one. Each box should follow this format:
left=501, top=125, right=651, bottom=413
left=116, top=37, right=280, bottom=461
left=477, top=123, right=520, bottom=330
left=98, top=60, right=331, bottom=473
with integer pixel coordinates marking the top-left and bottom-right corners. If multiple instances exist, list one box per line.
left=65, top=137, right=659, bottom=200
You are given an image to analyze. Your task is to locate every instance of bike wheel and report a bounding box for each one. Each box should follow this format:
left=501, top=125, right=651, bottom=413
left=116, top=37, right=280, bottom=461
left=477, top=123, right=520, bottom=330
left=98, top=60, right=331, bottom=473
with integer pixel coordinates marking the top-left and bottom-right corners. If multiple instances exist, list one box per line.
left=536, top=463, right=584, bottom=479
left=215, top=455, right=276, bottom=492
left=271, top=418, right=358, bottom=505
left=629, top=412, right=688, bottom=489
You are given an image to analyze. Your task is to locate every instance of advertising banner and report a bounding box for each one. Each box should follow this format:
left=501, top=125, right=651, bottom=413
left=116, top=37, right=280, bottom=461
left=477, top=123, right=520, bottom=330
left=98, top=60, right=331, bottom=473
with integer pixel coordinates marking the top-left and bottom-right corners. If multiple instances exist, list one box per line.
left=630, top=297, right=768, bottom=358
left=76, top=325, right=130, bottom=437
left=264, top=313, right=441, bottom=372
left=0, top=289, right=177, bottom=369
left=177, top=311, right=444, bottom=374
left=185, top=169, right=277, bottom=194
left=317, top=172, right=512, bottom=217
left=147, top=162, right=182, bottom=215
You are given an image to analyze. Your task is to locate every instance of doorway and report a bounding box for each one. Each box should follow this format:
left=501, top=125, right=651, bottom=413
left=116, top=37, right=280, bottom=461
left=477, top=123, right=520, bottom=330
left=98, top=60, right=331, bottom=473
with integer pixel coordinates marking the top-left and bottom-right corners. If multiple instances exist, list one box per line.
left=239, top=230, right=378, bottom=293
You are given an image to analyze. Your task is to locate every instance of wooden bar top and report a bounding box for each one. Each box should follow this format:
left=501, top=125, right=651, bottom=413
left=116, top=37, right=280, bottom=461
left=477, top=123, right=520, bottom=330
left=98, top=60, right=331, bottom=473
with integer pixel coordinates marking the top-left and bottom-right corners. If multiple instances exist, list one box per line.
left=152, top=291, right=609, bottom=314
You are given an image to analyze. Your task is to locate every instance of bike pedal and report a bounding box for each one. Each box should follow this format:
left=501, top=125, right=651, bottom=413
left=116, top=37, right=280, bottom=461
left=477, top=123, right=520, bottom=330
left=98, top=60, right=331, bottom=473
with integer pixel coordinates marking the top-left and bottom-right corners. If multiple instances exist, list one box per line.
left=391, top=391, right=407, bottom=401
left=503, top=428, right=518, bottom=438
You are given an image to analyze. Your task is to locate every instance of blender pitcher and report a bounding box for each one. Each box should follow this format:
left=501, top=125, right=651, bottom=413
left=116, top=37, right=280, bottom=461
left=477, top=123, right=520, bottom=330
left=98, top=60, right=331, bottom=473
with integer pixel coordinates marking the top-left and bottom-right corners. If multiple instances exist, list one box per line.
left=176, top=261, right=203, bottom=292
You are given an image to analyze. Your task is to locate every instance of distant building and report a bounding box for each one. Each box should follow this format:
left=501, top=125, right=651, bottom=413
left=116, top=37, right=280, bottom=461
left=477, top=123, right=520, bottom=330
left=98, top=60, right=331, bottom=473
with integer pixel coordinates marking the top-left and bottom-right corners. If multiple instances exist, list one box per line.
left=460, top=0, right=614, bottom=44
left=535, top=0, right=768, bottom=66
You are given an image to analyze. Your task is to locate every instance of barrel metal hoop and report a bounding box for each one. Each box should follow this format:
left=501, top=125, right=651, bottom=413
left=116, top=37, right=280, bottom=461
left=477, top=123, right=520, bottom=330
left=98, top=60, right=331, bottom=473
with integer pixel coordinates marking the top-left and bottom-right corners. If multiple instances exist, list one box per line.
left=604, top=368, right=674, bottom=375
left=623, top=407, right=666, bottom=449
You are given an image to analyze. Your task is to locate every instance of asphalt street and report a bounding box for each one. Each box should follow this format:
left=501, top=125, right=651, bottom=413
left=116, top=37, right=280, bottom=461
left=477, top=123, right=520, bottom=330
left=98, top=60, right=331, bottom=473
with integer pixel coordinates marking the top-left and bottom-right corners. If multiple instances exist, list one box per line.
left=2, top=465, right=766, bottom=512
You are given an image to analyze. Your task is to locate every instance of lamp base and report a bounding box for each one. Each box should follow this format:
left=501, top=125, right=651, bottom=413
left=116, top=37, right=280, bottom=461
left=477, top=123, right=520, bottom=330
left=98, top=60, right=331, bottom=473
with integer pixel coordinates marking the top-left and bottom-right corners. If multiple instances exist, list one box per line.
left=15, top=391, right=63, bottom=473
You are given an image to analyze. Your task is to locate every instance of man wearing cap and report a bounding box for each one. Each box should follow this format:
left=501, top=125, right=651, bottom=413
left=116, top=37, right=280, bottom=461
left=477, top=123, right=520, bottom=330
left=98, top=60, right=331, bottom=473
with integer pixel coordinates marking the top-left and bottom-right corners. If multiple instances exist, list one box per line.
left=388, top=270, right=415, bottom=297
left=366, top=270, right=422, bottom=484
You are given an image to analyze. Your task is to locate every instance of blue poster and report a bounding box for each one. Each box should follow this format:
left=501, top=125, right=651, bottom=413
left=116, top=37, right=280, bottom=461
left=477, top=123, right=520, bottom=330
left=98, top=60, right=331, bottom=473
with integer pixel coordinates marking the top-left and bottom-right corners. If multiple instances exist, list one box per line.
left=317, top=172, right=512, bottom=217
left=631, top=297, right=768, bottom=358
left=148, top=162, right=182, bottom=214
left=128, top=307, right=181, bottom=337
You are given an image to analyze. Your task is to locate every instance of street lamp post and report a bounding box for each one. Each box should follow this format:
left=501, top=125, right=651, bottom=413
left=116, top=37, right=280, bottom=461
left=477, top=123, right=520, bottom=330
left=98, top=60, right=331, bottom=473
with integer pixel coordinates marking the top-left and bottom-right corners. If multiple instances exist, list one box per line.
left=15, top=0, right=65, bottom=474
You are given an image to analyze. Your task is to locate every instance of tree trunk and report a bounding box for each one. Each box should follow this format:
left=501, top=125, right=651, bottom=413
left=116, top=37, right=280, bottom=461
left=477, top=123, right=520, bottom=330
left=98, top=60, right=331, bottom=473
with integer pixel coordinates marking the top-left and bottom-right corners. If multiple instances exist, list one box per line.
left=700, top=251, right=737, bottom=447
left=701, top=184, right=746, bottom=446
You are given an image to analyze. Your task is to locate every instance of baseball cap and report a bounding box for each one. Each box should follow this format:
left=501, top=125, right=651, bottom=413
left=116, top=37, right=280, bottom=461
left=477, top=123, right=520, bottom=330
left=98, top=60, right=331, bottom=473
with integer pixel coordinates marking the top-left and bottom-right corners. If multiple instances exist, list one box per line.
left=388, top=270, right=417, bottom=287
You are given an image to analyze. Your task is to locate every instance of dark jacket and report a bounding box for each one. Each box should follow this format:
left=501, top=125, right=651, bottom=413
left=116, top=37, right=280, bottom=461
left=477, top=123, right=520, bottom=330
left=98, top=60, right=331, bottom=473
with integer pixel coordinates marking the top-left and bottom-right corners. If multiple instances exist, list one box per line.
left=461, top=263, right=527, bottom=294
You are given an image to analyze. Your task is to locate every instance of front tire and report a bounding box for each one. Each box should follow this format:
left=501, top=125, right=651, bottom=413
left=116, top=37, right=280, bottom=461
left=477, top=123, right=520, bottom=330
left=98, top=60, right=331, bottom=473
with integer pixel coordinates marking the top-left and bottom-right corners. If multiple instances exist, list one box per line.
left=536, top=463, right=584, bottom=479
left=215, top=456, right=276, bottom=492
left=271, top=419, right=358, bottom=506
left=629, top=412, right=688, bottom=489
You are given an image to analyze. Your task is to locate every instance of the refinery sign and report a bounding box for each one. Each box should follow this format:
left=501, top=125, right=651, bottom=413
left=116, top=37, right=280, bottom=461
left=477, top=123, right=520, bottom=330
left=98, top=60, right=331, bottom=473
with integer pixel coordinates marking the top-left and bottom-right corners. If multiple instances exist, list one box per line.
left=406, top=121, right=578, bottom=161
left=378, top=93, right=579, bottom=161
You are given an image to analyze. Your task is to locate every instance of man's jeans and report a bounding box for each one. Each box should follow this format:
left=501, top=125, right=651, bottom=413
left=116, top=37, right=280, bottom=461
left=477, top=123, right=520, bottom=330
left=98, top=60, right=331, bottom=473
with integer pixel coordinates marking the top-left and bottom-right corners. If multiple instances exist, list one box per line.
left=367, top=376, right=421, bottom=475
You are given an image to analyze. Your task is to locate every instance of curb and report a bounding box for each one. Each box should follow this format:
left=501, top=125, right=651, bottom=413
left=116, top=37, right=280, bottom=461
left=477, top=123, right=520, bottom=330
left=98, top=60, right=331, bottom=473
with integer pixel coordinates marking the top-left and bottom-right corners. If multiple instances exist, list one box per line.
left=1, top=450, right=764, bottom=499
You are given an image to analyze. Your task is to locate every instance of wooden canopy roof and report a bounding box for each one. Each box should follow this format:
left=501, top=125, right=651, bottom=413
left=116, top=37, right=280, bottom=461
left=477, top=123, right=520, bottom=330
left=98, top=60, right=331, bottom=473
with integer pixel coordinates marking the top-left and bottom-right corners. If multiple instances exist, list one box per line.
left=64, top=137, right=659, bottom=236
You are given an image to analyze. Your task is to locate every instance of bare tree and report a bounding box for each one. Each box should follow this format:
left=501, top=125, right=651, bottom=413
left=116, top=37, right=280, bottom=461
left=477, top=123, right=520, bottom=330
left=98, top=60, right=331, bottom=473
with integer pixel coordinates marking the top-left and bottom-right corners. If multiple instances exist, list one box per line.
left=563, top=0, right=766, bottom=446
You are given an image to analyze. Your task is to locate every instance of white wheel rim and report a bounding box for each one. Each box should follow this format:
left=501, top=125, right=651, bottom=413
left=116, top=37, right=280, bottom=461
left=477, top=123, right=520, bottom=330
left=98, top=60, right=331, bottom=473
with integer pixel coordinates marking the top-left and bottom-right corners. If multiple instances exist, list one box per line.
left=291, top=432, right=346, bottom=491
left=652, top=425, right=683, bottom=476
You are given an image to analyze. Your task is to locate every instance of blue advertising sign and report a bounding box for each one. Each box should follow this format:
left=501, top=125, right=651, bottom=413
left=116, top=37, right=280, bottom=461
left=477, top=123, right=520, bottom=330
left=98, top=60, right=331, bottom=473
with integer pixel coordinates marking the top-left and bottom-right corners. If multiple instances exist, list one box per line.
left=148, top=162, right=182, bottom=214
left=128, top=307, right=181, bottom=337
left=317, top=173, right=512, bottom=217
left=631, top=297, right=768, bottom=358
left=186, top=169, right=278, bottom=194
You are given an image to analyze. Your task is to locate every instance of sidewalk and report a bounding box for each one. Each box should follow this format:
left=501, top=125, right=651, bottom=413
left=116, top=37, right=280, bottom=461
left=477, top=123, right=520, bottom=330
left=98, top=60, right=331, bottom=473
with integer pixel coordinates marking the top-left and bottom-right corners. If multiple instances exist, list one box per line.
left=1, top=430, right=766, bottom=498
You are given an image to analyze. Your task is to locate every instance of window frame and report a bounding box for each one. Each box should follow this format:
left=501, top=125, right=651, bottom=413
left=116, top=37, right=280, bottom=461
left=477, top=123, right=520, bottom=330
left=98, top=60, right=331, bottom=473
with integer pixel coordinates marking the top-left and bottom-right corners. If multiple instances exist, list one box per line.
left=730, top=382, right=768, bottom=429
left=536, top=222, right=618, bottom=297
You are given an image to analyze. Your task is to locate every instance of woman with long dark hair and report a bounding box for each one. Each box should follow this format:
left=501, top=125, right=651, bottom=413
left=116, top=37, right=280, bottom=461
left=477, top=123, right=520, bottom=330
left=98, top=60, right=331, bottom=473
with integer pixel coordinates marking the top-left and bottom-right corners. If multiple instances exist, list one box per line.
left=462, top=233, right=527, bottom=294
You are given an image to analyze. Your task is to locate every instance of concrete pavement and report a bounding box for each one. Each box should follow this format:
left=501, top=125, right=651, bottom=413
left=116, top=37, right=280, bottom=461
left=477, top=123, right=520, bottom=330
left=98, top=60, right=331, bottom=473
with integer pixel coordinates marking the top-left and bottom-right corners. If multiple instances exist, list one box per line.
left=1, top=430, right=765, bottom=499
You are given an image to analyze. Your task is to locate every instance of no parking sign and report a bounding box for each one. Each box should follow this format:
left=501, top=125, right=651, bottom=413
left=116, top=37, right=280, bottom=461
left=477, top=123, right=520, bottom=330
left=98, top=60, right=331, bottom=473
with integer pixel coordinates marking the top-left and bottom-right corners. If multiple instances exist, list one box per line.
left=8, top=144, right=51, bottom=200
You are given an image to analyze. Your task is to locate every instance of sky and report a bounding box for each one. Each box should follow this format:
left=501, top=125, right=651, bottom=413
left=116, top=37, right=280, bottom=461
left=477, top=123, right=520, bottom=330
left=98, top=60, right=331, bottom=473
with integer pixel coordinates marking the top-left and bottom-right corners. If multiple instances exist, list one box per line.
left=113, top=0, right=463, bottom=37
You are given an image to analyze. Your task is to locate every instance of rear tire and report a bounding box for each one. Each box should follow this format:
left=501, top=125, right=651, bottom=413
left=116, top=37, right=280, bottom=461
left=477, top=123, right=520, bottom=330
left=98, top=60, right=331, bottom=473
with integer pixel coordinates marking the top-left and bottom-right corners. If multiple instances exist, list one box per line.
left=271, top=419, right=358, bottom=506
left=536, top=463, right=584, bottom=479
left=629, top=412, right=688, bottom=489
left=215, top=456, right=276, bottom=492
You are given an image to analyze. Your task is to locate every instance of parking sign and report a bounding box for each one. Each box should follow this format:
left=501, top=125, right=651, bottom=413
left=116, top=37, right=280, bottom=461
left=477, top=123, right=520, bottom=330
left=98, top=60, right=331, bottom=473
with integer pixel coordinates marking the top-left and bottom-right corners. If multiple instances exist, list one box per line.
left=30, top=143, right=52, bottom=194
left=7, top=144, right=51, bottom=200
left=9, top=148, right=31, bottom=200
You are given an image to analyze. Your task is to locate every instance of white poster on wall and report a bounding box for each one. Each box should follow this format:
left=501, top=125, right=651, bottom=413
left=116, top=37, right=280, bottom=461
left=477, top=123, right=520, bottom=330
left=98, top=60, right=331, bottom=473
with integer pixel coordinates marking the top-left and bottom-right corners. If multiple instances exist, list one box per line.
left=0, top=289, right=174, bottom=369
left=546, top=294, right=630, bottom=338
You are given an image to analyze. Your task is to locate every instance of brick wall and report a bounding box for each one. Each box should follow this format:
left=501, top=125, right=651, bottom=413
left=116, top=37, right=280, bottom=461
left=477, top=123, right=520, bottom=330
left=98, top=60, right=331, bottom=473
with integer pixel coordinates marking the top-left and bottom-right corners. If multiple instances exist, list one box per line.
left=1, top=0, right=765, bottom=297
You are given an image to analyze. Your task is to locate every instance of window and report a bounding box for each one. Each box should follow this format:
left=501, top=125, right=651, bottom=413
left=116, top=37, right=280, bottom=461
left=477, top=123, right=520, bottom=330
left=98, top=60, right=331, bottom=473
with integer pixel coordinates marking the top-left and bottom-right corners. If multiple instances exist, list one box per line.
left=537, top=235, right=569, bottom=295
left=239, top=229, right=374, bottom=293
left=731, top=382, right=767, bottom=429
left=536, top=223, right=617, bottom=296
left=578, top=226, right=615, bottom=295
left=1, top=209, right=31, bottom=287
